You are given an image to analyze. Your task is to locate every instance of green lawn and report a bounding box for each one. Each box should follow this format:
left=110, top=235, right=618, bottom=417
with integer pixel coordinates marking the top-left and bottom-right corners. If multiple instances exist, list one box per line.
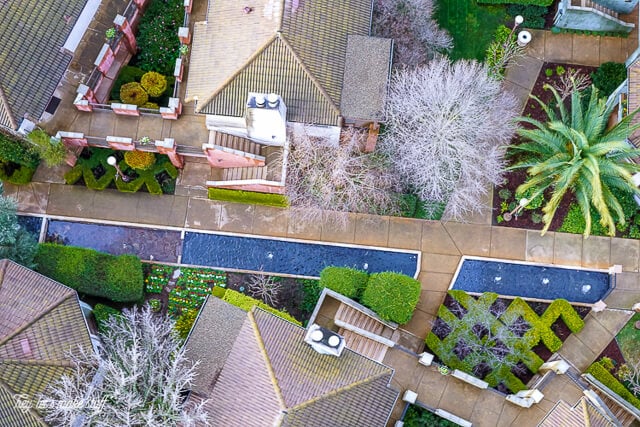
left=434, top=0, right=507, bottom=61
left=616, top=312, right=640, bottom=364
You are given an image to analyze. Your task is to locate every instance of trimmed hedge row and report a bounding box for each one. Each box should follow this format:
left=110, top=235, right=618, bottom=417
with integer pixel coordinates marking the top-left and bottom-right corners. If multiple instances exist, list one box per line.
left=479, top=0, right=553, bottom=5
left=35, top=244, right=144, bottom=302
left=207, top=188, right=289, bottom=208
left=361, top=272, right=421, bottom=324
left=319, top=267, right=421, bottom=324
left=93, top=303, right=121, bottom=333
left=586, top=360, right=640, bottom=410
left=221, top=288, right=301, bottom=326
left=319, top=267, right=368, bottom=299
left=0, top=132, right=39, bottom=184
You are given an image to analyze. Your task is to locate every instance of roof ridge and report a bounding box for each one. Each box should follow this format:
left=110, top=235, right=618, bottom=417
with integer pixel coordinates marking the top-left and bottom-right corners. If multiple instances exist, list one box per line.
left=193, top=34, right=279, bottom=111
left=277, top=33, right=341, bottom=116
left=247, top=310, right=286, bottom=415
left=0, top=292, right=76, bottom=348
left=0, top=85, right=18, bottom=130
left=284, top=370, right=392, bottom=413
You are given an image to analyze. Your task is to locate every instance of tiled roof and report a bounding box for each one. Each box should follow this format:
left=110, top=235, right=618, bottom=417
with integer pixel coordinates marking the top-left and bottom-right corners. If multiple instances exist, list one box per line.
left=184, top=297, right=247, bottom=396
left=0, top=0, right=86, bottom=130
left=538, top=398, right=618, bottom=427
left=0, top=259, right=92, bottom=425
left=186, top=0, right=383, bottom=125
left=0, top=381, right=46, bottom=427
left=191, top=303, right=398, bottom=426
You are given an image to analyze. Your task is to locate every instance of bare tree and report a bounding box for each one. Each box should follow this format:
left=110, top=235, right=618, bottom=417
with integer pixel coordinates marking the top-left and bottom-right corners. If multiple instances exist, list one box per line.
left=247, top=273, right=282, bottom=307
left=550, top=70, right=592, bottom=101
left=372, top=0, right=452, bottom=67
left=485, top=26, right=525, bottom=81
left=286, top=125, right=402, bottom=226
left=38, top=306, right=208, bottom=426
left=618, top=360, right=640, bottom=396
left=380, top=58, right=518, bottom=221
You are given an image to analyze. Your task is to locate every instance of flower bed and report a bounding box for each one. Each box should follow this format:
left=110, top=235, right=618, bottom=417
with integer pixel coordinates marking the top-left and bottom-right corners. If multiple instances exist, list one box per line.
left=145, top=264, right=227, bottom=317
left=425, top=290, right=587, bottom=393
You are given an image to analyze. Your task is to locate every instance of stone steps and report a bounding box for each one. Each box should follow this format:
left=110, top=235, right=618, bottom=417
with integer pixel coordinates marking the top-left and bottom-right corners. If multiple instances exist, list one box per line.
left=222, top=166, right=268, bottom=181
left=577, top=0, right=619, bottom=18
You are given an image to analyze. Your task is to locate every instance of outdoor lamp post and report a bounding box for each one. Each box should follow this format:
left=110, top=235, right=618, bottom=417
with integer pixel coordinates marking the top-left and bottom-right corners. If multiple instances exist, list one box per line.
left=107, top=155, right=130, bottom=182
left=503, top=197, right=529, bottom=222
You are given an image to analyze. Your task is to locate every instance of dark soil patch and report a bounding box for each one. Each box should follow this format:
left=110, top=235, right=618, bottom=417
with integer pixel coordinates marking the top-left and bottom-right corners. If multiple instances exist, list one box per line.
left=491, top=340, right=509, bottom=359
left=226, top=272, right=309, bottom=324
left=551, top=318, right=572, bottom=341
left=432, top=318, right=452, bottom=340
left=493, top=61, right=598, bottom=231
left=444, top=294, right=467, bottom=319
left=453, top=340, right=472, bottom=360
left=532, top=342, right=553, bottom=361
left=495, top=382, right=510, bottom=394
left=509, top=316, right=530, bottom=337
left=472, top=323, right=489, bottom=340
left=529, top=301, right=548, bottom=316
left=597, top=339, right=628, bottom=375
left=473, top=362, right=492, bottom=379
left=543, top=1, right=560, bottom=29
left=490, top=299, right=509, bottom=317
left=512, top=361, right=534, bottom=384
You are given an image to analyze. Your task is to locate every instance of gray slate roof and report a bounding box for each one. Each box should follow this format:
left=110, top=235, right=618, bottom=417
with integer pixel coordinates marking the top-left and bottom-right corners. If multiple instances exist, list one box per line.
left=0, top=0, right=87, bottom=129
left=186, top=0, right=390, bottom=125
left=187, top=302, right=398, bottom=426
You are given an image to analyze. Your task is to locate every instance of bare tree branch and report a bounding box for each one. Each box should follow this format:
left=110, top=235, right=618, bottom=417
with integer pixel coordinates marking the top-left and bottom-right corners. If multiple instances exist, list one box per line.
left=380, top=58, right=518, bottom=221
left=38, top=306, right=209, bottom=426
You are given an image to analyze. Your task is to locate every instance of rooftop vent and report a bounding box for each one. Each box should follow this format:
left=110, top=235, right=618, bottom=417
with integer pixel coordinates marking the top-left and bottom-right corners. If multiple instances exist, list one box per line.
left=304, top=324, right=345, bottom=357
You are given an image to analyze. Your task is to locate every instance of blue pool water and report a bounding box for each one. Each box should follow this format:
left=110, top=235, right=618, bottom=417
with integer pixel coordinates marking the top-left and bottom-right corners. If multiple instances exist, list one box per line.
left=17, top=215, right=43, bottom=238
left=451, top=258, right=611, bottom=304
left=46, top=220, right=182, bottom=263
left=182, top=232, right=419, bottom=278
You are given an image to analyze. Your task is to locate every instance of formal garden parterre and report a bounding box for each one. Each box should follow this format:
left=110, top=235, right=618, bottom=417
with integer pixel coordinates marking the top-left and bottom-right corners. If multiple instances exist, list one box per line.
left=426, top=290, right=588, bottom=394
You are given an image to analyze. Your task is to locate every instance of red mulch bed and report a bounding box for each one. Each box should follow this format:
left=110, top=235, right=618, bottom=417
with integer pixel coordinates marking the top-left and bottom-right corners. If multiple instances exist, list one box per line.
left=493, top=62, right=598, bottom=230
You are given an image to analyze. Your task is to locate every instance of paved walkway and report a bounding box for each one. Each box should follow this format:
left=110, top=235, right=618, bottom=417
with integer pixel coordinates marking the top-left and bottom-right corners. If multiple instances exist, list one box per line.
left=504, top=28, right=639, bottom=114
left=5, top=181, right=640, bottom=426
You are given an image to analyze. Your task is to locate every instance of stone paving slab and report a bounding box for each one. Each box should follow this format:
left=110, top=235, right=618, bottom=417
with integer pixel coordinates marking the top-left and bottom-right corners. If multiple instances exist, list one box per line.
left=615, top=272, right=640, bottom=290
left=414, top=367, right=449, bottom=409
left=286, top=210, right=322, bottom=240
left=438, top=378, right=481, bottom=420
left=490, top=227, right=526, bottom=260
left=503, top=80, right=533, bottom=114
left=558, top=334, right=597, bottom=371
left=134, top=193, right=189, bottom=227
left=321, top=212, right=356, bottom=243
left=251, top=205, right=289, bottom=238
left=443, top=223, right=491, bottom=256
left=581, top=235, right=611, bottom=269
left=88, top=110, right=117, bottom=136
left=605, top=289, right=640, bottom=309
left=46, top=184, right=97, bottom=217
left=421, top=221, right=460, bottom=255
left=402, top=308, right=433, bottom=339
left=526, top=230, right=555, bottom=263
left=553, top=232, right=583, bottom=266
left=353, top=214, right=389, bottom=247
left=419, top=272, right=454, bottom=293
left=543, top=32, right=574, bottom=63
left=611, top=237, right=640, bottom=272
left=416, top=290, right=446, bottom=316
left=10, top=182, right=50, bottom=214
left=572, top=34, right=600, bottom=66
left=505, top=54, right=544, bottom=91
left=388, top=217, right=423, bottom=250
left=114, top=115, right=140, bottom=137
left=421, top=253, right=460, bottom=275
left=219, top=202, right=255, bottom=233
left=589, top=309, right=633, bottom=335
left=185, top=198, right=222, bottom=230
left=136, top=115, right=165, bottom=141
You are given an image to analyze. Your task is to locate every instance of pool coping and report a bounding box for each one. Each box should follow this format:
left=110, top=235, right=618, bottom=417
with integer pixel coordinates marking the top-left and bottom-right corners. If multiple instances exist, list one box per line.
left=26, top=213, right=422, bottom=280
left=448, top=255, right=615, bottom=307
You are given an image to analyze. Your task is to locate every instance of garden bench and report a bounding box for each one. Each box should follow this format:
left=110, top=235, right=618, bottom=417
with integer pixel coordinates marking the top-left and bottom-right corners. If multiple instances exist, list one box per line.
left=506, top=389, right=544, bottom=408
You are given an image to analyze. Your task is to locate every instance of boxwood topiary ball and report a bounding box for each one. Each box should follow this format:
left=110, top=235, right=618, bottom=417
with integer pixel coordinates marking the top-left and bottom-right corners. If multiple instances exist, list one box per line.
left=124, top=151, right=156, bottom=170
left=120, top=82, right=149, bottom=106
left=140, top=71, right=168, bottom=98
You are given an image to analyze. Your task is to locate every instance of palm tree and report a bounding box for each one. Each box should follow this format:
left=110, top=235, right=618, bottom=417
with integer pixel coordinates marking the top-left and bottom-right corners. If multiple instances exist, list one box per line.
left=510, top=84, right=640, bottom=237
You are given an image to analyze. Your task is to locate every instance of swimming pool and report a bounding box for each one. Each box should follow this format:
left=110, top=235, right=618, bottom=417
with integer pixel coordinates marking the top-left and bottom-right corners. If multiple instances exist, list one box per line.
left=449, top=256, right=612, bottom=304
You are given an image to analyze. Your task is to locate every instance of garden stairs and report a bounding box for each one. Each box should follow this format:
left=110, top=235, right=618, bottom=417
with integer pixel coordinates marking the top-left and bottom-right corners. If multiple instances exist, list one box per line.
left=334, top=303, right=395, bottom=362
left=627, top=60, right=640, bottom=146
left=206, top=130, right=285, bottom=192
left=572, top=0, right=619, bottom=18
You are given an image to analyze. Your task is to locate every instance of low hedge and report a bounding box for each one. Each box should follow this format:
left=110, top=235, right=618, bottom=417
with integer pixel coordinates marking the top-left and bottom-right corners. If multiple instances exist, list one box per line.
left=0, top=132, right=40, bottom=168
left=587, top=361, right=640, bottom=410
left=360, top=272, right=421, bottom=324
left=319, top=267, right=368, bottom=300
left=0, top=161, right=36, bottom=184
left=35, top=244, right=144, bottom=302
left=93, top=303, right=121, bottom=333
left=221, top=289, right=301, bottom=326
left=207, top=187, right=289, bottom=208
